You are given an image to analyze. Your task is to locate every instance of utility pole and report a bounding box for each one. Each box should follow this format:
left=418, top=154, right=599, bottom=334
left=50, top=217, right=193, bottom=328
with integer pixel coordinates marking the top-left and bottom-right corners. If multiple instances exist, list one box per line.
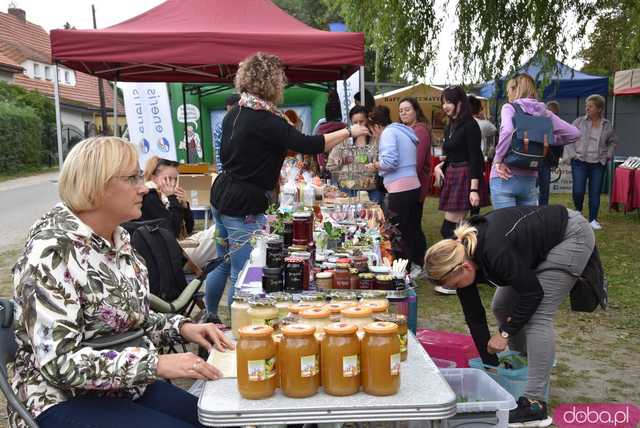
left=92, top=4, right=109, bottom=135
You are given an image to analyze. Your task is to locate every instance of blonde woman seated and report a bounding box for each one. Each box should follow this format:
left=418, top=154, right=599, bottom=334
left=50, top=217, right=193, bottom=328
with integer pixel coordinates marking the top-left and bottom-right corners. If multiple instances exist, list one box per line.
left=424, top=205, right=594, bottom=428
left=139, top=156, right=216, bottom=269
left=11, top=137, right=232, bottom=428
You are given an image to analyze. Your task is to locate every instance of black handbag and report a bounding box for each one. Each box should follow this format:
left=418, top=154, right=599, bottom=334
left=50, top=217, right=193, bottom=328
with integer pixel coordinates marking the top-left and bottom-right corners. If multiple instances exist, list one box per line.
left=537, top=246, right=608, bottom=312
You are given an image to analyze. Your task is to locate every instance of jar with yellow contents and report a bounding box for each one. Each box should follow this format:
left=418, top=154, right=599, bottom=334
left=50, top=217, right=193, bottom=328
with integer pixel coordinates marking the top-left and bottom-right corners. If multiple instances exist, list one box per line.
left=230, top=293, right=252, bottom=339
left=361, top=300, right=389, bottom=315
left=359, top=290, right=388, bottom=306
left=361, top=321, right=401, bottom=396
left=268, top=292, right=293, bottom=320
left=322, top=322, right=361, bottom=396
left=329, top=290, right=359, bottom=307
left=340, top=306, right=374, bottom=332
left=247, top=297, right=278, bottom=330
left=299, top=306, right=331, bottom=334
left=374, top=313, right=408, bottom=361
left=279, top=324, right=320, bottom=398
left=288, top=301, right=316, bottom=317
left=236, top=325, right=278, bottom=399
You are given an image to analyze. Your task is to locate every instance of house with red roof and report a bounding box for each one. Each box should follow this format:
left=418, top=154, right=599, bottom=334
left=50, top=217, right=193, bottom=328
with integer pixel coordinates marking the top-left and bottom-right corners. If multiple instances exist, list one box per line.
left=0, top=6, right=124, bottom=151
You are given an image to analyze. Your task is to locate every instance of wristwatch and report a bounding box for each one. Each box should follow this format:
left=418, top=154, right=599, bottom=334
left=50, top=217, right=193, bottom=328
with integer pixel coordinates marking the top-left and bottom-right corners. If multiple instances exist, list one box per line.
left=499, top=330, right=509, bottom=339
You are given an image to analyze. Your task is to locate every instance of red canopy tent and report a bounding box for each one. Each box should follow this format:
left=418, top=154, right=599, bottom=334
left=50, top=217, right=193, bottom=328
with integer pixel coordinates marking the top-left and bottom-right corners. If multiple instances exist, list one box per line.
left=49, top=0, right=364, bottom=83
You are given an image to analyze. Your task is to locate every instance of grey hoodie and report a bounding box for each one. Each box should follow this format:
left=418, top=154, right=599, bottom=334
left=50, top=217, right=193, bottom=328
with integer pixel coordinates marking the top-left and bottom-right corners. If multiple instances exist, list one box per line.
left=378, top=123, right=419, bottom=186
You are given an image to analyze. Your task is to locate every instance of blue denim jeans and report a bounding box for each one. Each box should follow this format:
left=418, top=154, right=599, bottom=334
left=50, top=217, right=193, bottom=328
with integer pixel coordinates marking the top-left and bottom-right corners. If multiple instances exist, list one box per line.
left=571, top=159, right=605, bottom=222
left=537, top=161, right=551, bottom=206
left=205, top=208, right=265, bottom=311
left=37, top=380, right=205, bottom=427
left=490, top=176, right=539, bottom=209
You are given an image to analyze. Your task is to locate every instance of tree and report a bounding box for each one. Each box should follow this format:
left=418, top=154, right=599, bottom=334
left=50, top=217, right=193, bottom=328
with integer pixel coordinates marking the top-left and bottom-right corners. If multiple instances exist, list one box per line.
left=580, top=0, right=640, bottom=78
left=328, top=0, right=599, bottom=83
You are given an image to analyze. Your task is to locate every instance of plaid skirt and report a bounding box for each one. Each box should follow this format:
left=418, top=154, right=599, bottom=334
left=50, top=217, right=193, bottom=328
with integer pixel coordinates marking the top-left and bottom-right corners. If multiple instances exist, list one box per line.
left=439, top=163, right=490, bottom=212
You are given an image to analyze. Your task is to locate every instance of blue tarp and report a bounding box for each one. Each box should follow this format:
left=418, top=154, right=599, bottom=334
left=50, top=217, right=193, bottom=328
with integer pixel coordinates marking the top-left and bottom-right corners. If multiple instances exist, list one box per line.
left=479, top=58, right=609, bottom=100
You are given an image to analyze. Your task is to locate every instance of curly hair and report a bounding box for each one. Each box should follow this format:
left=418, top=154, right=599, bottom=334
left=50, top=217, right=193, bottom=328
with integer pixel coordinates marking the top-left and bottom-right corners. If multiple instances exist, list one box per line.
left=234, top=52, right=287, bottom=104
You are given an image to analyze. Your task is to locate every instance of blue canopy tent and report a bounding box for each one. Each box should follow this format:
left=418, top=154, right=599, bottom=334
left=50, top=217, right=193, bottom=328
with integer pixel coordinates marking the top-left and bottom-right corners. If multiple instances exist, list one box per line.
left=478, top=58, right=609, bottom=100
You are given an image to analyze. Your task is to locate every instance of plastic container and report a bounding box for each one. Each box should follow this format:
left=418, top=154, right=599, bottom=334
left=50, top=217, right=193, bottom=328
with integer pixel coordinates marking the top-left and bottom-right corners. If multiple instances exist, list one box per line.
left=416, top=328, right=480, bottom=368
left=468, top=351, right=550, bottom=401
left=432, top=357, right=457, bottom=369
left=440, top=368, right=516, bottom=428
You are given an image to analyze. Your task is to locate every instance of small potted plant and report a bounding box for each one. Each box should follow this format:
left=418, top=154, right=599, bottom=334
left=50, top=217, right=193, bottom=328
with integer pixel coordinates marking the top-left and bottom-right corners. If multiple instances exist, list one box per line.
left=323, top=222, right=344, bottom=250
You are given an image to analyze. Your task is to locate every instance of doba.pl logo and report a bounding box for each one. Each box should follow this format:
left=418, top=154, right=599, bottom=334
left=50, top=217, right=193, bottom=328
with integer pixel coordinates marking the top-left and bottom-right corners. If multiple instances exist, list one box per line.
left=555, top=403, right=640, bottom=427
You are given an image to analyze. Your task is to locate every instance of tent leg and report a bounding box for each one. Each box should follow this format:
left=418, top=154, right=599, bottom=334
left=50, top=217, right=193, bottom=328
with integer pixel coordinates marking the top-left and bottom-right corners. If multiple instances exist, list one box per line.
left=53, top=63, right=64, bottom=170
left=608, top=95, right=617, bottom=208
left=359, top=66, right=365, bottom=105
left=113, top=79, right=118, bottom=137
left=182, top=84, right=189, bottom=163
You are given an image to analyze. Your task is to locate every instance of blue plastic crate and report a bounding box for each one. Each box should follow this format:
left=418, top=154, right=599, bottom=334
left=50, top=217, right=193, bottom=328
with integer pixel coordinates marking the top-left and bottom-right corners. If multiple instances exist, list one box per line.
left=468, top=351, right=549, bottom=401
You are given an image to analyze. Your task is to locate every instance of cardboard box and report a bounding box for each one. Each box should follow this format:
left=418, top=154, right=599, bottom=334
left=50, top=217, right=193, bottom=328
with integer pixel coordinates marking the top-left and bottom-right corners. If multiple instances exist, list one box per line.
left=178, top=173, right=216, bottom=209
left=178, top=163, right=211, bottom=174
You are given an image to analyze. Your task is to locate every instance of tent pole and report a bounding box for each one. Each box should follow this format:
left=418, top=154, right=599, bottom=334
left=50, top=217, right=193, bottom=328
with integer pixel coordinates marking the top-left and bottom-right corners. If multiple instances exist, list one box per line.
left=342, top=74, right=349, bottom=124
left=182, top=84, right=189, bottom=163
left=53, top=62, right=64, bottom=170
left=359, top=66, right=365, bottom=105
left=113, top=78, right=118, bottom=137
left=608, top=95, right=617, bottom=207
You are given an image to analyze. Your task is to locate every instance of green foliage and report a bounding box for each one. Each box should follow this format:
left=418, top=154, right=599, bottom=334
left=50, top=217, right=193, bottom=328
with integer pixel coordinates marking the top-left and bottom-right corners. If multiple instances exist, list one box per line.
left=580, top=0, right=640, bottom=79
left=0, top=81, right=56, bottom=166
left=0, top=102, right=43, bottom=174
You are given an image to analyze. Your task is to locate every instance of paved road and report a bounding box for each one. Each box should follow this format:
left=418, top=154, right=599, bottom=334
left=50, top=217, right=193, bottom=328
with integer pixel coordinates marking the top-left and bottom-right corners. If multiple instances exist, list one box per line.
left=0, top=172, right=60, bottom=252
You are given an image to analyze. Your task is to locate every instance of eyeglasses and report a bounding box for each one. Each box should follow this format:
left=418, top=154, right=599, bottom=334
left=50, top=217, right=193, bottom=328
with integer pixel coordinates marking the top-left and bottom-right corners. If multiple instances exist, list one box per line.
left=117, top=170, right=145, bottom=185
left=425, top=262, right=464, bottom=287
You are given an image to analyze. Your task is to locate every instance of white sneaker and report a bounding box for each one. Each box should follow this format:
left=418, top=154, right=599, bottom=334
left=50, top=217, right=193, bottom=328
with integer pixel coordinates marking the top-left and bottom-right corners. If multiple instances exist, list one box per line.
left=590, top=220, right=602, bottom=230
left=434, top=285, right=457, bottom=295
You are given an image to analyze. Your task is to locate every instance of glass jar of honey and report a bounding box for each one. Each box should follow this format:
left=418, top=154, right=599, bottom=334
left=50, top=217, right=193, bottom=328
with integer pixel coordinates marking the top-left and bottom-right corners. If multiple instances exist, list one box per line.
left=288, top=301, right=316, bottom=316
left=247, top=297, right=278, bottom=329
left=340, top=306, right=374, bottom=331
left=357, top=273, right=375, bottom=290
left=236, top=325, right=277, bottom=399
left=322, top=322, right=361, bottom=396
left=299, top=291, right=327, bottom=306
left=374, top=313, right=408, bottom=361
left=268, top=292, right=293, bottom=320
left=360, top=290, right=389, bottom=307
left=231, top=293, right=252, bottom=339
left=279, top=324, right=320, bottom=398
left=361, top=300, right=389, bottom=315
left=333, top=263, right=351, bottom=289
left=315, top=271, right=333, bottom=290
left=329, top=290, right=359, bottom=307
left=361, top=321, right=401, bottom=396
left=300, top=306, right=331, bottom=333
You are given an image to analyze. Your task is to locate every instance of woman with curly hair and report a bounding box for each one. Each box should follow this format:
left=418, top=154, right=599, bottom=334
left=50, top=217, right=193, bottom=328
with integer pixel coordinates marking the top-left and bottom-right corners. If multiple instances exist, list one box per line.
left=208, top=52, right=368, bottom=310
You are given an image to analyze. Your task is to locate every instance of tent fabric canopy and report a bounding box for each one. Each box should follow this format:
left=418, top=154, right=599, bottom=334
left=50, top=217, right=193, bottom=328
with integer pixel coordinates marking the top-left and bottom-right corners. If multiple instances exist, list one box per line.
left=614, top=68, right=640, bottom=96
left=479, top=58, right=609, bottom=99
left=49, top=0, right=364, bottom=83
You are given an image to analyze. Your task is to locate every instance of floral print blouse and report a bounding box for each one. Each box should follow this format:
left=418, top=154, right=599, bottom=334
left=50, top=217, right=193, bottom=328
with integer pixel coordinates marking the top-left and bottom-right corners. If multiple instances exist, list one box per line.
left=9, top=203, right=188, bottom=427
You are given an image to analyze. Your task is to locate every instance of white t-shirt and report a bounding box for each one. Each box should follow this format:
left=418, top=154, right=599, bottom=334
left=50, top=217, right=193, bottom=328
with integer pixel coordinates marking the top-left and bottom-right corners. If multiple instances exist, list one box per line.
left=474, top=118, right=497, bottom=157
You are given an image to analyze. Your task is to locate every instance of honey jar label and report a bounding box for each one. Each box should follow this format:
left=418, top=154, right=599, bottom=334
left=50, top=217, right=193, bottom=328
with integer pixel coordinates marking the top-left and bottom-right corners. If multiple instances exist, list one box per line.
left=248, top=356, right=277, bottom=381
left=342, top=355, right=360, bottom=377
left=300, top=354, right=319, bottom=377
left=390, top=353, right=401, bottom=376
left=399, top=333, right=408, bottom=353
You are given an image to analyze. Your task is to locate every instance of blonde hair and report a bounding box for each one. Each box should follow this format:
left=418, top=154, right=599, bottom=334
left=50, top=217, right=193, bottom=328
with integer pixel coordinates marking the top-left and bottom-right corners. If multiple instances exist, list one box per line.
left=424, top=223, right=478, bottom=282
left=235, top=52, right=287, bottom=104
left=586, top=94, right=605, bottom=115
left=144, top=156, right=160, bottom=182
left=59, top=137, right=138, bottom=212
left=507, top=74, right=538, bottom=101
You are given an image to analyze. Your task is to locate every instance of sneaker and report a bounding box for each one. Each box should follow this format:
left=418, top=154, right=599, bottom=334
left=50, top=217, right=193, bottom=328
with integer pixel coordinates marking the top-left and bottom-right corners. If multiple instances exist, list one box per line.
left=590, top=220, right=602, bottom=230
left=508, top=396, right=553, bottom=427
left=434, top=285, right=457, bottom=295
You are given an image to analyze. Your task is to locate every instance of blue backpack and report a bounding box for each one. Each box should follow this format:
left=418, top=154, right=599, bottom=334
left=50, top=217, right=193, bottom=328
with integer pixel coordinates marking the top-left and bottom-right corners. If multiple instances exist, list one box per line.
left=504, top=103, right=554, bottom=169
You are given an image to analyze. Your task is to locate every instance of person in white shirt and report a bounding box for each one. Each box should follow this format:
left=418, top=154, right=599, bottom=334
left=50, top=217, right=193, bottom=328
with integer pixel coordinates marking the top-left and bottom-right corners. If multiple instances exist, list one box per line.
left=468, top=95, right=497, bottom=161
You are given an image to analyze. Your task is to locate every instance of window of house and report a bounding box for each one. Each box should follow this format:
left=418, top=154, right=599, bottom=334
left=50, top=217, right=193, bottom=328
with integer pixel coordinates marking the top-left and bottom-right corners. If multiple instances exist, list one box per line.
left=33, top=63, right=41, bottom=79
left=44, top=66, right=52, bottom=80
left=64, top=70, right=70, bottom=84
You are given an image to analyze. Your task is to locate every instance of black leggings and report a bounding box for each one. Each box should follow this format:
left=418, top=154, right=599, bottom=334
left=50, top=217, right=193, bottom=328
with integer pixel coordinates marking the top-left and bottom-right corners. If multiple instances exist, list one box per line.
left=387, top=188, right=427, bottom=266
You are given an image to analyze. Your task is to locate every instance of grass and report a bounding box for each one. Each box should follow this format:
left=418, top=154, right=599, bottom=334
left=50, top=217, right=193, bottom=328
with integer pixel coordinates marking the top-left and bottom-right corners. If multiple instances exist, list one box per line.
left=0, top=166, right=58, bottom=183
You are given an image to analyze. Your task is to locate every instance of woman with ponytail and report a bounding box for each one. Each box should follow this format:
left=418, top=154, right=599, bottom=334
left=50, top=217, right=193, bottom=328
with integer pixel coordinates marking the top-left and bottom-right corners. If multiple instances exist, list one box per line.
left=424, top=205, right=595, bottom=428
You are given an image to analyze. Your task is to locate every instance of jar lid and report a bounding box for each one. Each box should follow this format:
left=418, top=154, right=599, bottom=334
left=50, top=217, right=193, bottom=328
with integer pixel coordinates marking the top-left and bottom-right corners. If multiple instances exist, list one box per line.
left=373, top=313, right=407, bottom=325
left=336, top=257, right=351, bottom=264
left=329, top=290, right=358, bottom=300
left=267, top=291, right=292, bottom=302
left=280, top=315, right=300, bottom=327
left=324, top=302, right=348, bottom=314
left=300, top=307, right=331, bottom=319
left=267, top=236, right=283, bottom=245
left=262, top=267, right=282, bottom=275
left=375, top=274, right=394, bottom=281
left=281, top=323, right=315, bottom=336
left=324, top=322, right=358, bottom=335
left=341, top=306, right=373, bottom=317
left=289, top=302, right=316, bottom=314
left=349, top=268, right=360, bottom=274
left=232, top=294, right=251, bottom=303
left=358, top=273, right=375, bottom=279
left=316, top=271, right=333, bottom=279
left=361, top=301, right=389, bottom=313
left=292, top=211, right=312, bottom=218
left=290, top=251, right=311, bottom=259
left=238, top=324, right=274, bottom=337
left=360, top=290, right=388, bottom=299
left=299, top=291, right=326, bottom=302
left=363, top=321, right=398, bottom=334
left=336, top=263, right=351, bottom=269
left=288, top=245, right=308, bottom=252
left=248, top=297, right=276, bottom=308
left=352, top=255, right=368, bottom=262
left=284, top=256, right=304, bottom=263
left=315, top=254, right=327, bottom=262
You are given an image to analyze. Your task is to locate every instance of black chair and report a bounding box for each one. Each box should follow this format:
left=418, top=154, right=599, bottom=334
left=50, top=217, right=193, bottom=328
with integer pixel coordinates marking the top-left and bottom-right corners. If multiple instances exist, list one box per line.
left=0, top=298, right=38, bottom=428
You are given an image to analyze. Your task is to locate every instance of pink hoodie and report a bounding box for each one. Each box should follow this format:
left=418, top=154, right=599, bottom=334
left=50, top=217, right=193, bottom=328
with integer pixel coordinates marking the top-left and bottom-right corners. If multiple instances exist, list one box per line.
left=491, top=98, right=581, bottom=179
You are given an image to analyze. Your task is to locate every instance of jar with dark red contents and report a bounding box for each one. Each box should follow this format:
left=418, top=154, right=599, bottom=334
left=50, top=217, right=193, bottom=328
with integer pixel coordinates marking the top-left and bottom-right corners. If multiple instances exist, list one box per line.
left=282, top=221, right=293, bottom=248
left=358, top=273, right=375, bottom=290
left=333, top=263, right=351, bottom=290
left=349, top=268, right=360, bottom=290
left=351, top=255, right=369, bottom=273
left=293, top=211, right=313, bottom=246
left=284, top=257, right=304, bottom=293
left=375, top=274, right=394, bottom=290
left=290, top=251, right=311, bottom=291
left=266, top=237, right=284, bottom=269
left=262, top=267, right=283, bottom=293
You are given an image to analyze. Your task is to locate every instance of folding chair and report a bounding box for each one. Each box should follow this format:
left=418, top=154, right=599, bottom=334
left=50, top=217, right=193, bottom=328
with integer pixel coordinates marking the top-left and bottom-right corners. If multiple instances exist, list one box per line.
left=0, top=298, right=38, bottom=428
